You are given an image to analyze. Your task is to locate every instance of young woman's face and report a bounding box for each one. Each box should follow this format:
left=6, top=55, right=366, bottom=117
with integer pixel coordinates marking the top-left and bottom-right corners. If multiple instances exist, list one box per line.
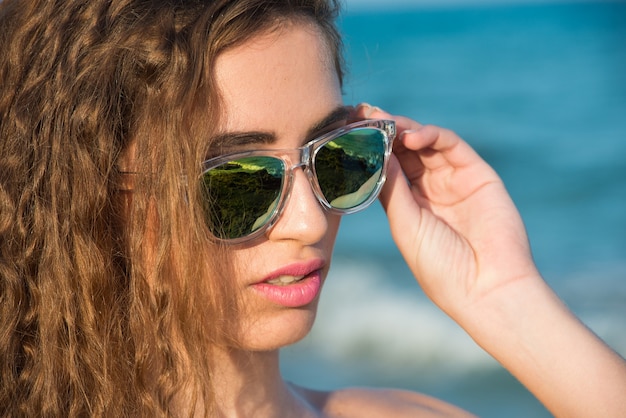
left=213, top=21, right=344, bottom=350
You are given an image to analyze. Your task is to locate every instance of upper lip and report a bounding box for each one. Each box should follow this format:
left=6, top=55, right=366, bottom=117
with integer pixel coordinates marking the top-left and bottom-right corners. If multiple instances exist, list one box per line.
left=257, top=258, right=326, bottom=284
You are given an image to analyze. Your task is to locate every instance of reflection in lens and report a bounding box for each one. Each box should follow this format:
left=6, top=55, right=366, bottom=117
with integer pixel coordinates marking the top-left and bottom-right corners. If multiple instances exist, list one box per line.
left=201, top=156, right=284, bottom=239
left=329, top=168, right=381, bottom=208
left=251, top=195, right=280, bottom=232
left=315, top=128, right=385, bottom=209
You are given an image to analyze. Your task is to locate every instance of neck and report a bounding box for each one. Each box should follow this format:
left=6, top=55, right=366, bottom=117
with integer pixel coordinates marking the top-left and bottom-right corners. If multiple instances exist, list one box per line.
left=205, top=347, right=317, bottom=418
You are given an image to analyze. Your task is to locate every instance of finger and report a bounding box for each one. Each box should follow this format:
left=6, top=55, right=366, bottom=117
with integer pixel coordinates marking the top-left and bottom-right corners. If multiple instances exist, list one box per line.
left=391, top=137, right=426, bottom=187
left=391, top=128, right=504, bottom=219
left=378, top=154, right=423, bottom=247
left=352, top=103, right=423, bottom=134
left=399, top=125, right=485, bottom=172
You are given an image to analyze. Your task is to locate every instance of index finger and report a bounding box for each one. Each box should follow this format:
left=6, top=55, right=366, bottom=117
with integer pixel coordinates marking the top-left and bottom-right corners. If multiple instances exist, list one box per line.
left=398, top=125, right=486, bottom=183
left=352, top=103, right=423, bottom=133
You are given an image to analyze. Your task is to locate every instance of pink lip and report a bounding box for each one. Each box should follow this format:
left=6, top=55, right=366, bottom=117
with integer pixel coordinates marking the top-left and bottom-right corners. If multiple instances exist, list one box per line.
left=252, top=259, right=326, bottom=308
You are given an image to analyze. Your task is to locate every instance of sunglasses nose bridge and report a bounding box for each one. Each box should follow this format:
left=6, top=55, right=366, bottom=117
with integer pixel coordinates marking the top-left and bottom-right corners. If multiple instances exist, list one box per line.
left=284, top=145, right=312, bottom=174
left=283, top=146, right=324, bottom=205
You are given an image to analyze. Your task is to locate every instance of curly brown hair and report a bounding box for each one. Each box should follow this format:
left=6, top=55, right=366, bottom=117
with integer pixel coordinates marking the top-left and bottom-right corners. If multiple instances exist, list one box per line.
left=0, top=0, right=343, bottom=416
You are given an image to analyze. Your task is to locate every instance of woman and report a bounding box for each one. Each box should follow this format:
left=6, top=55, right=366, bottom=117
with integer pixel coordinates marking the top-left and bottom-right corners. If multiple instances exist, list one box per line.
left=1, top=0, right=624, bottom=416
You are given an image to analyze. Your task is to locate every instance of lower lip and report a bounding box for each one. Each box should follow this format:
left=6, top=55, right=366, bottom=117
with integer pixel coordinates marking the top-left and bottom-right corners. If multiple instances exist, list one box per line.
left=252, top=270, right=322, bottom=308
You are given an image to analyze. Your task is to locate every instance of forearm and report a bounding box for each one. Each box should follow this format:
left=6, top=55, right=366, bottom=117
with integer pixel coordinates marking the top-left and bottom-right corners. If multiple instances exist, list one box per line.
left=461, top=275, right=626, bottom=417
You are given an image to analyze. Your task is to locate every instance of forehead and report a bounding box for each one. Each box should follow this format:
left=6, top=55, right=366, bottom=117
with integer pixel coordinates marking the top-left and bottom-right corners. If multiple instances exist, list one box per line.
left=213, top=20, right=342, bottom=136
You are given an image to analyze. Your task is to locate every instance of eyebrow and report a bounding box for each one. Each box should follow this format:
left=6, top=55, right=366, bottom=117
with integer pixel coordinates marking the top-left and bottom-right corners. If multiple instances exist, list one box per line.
left=207, top=105, right=351, bottom=155
left=306, top=105, right=352, bottom=138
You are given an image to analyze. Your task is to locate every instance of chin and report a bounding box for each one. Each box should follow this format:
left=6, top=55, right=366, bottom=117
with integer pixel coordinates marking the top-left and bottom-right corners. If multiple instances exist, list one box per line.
left=236, top=303, right=319, bottom=351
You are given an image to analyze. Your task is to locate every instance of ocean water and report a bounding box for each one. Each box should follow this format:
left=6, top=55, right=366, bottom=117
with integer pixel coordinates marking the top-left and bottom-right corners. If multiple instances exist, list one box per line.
left=281, top=1, right=626, bottom=417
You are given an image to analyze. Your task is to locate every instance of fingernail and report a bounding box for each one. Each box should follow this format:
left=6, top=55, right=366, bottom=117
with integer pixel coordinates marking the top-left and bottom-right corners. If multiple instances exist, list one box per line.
left=357, top=103, right=384, bottom=118
left=399, top=129, right=418, bottom=143
left=358, top=102, right=372, bottom=116
left=368, top=106, right=383, bottom=118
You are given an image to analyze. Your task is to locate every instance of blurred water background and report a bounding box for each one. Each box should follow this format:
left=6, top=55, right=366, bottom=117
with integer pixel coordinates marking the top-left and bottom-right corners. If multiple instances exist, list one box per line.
left=281, top=1, right=626, bottom=416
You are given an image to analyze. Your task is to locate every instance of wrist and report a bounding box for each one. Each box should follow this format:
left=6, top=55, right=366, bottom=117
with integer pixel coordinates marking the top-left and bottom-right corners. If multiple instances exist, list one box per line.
left=456, top=273, right=626, bottom=417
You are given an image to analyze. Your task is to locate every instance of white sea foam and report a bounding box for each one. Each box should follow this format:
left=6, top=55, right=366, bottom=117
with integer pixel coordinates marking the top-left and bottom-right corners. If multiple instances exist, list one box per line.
left=298, top=258, right=498, bottom=376
left=554, top=262, right=626, bottom=357
left=289, top=257, right=626, bottom=379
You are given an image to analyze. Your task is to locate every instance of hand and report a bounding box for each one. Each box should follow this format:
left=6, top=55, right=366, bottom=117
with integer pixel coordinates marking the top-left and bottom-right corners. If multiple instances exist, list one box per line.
left=354, top=104, right=626, bottom=418
left=354, top=104, right=539, bottom=319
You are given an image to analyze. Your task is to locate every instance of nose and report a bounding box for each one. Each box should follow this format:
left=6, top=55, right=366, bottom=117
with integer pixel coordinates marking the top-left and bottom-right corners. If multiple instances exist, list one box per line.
left=266, top=168, right=328, bottom=245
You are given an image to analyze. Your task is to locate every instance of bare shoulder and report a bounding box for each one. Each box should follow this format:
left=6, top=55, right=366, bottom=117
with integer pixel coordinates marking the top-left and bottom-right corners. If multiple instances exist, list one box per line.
left=291, top=384, right=477, bottom=418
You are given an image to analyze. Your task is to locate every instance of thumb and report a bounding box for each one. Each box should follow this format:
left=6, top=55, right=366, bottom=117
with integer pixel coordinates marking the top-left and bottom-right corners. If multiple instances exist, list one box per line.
left=379, top=154, right=423, bottom=251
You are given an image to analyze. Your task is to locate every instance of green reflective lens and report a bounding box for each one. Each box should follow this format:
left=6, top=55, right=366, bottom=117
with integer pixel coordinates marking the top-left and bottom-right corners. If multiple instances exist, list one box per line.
left=201, top=123, right=390, bottom=242
left=202, top=156, right=284, bottom=239
left=315, top=128, right=385, bottom=209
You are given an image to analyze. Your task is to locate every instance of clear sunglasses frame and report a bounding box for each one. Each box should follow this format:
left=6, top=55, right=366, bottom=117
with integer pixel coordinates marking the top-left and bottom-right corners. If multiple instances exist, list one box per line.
left=200, top=119, right=396, bottom=243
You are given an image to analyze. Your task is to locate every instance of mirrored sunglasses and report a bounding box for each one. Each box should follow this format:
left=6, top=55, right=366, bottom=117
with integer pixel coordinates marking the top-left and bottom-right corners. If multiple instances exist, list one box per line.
left=200, top=119, right=396, bottom=243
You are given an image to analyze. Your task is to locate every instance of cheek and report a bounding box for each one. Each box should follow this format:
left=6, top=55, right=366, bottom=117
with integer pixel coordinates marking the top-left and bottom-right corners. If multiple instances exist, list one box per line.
left=228, top=245, right=273, bottom=289
left=324, top=213, right=341, bottom=250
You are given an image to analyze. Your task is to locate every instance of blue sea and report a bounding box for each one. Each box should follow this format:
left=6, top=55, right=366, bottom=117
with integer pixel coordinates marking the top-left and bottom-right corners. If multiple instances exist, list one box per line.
left=281, top=1, right=626, bottom=417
